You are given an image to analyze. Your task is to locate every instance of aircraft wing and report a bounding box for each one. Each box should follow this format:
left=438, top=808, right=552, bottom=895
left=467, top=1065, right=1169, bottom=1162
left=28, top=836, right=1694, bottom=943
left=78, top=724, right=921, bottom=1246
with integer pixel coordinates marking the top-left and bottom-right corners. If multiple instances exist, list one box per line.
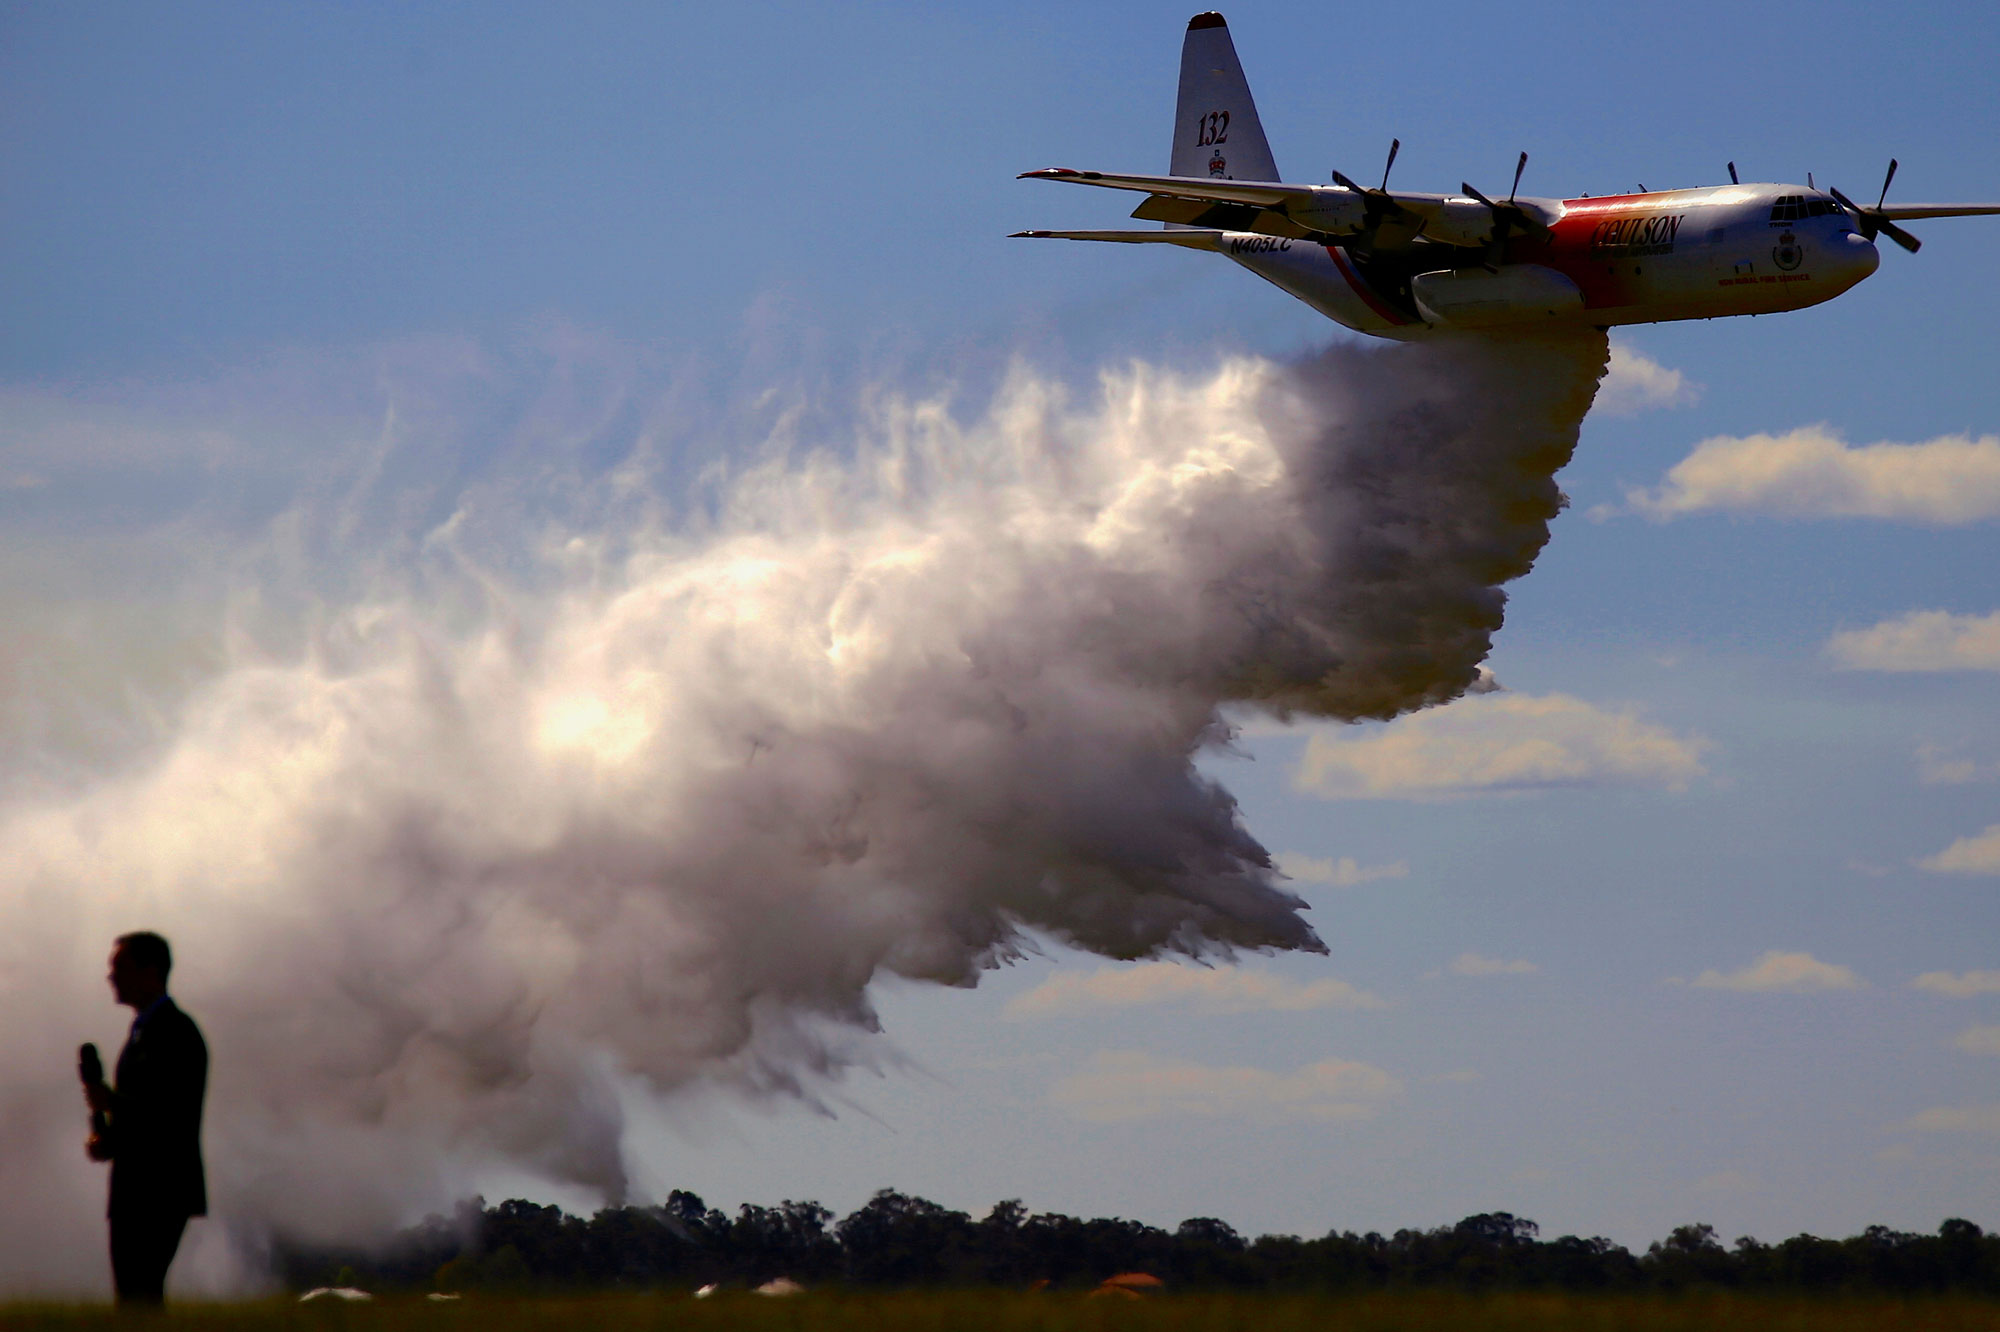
left=1018, top=167, right=1511, bottom=248
left=1879, top=202, right=2000, bottom=220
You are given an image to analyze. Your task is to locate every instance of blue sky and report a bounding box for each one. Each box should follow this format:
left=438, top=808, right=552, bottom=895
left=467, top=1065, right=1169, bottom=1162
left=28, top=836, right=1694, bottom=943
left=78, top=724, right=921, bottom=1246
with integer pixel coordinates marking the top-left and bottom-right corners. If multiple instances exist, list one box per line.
left=6, top=0, right=2000, bottom=1271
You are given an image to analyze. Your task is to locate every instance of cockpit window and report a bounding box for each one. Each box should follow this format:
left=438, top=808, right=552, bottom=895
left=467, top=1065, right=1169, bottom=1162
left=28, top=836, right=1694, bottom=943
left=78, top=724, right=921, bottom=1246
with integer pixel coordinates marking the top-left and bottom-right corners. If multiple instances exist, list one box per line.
left=1773, top=194, right=1843, bottom=222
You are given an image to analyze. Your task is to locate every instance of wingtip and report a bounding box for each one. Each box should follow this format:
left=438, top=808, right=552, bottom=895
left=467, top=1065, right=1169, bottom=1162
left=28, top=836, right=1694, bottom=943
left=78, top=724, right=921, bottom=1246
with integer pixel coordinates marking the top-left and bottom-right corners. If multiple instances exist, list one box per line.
left=1009, top=231, right=1050, bottom=238
left=1019, top=168, right=1081, bottom=180
left=1188, top=11, right=1227, bottom=30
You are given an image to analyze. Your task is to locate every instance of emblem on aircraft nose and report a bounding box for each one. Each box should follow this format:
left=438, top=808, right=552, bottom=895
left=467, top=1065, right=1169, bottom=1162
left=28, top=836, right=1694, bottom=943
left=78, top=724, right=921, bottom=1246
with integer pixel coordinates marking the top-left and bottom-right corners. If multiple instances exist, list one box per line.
left=1773, top=231, right=1803, bottom=270
left=1209, top=152, right=1226, bottom=177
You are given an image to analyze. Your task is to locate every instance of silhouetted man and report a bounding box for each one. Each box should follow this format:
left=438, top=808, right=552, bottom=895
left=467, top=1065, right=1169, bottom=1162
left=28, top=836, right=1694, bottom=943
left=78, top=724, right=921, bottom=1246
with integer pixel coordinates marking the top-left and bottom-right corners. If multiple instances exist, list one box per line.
left=83, top=931, right=207, bottom=1305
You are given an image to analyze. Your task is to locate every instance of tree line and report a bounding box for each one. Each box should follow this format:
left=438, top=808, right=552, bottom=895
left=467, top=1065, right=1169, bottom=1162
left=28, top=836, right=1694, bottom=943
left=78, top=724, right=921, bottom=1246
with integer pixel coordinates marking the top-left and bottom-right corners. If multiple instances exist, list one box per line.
left=277, top=1191, right=2000, bottom=1296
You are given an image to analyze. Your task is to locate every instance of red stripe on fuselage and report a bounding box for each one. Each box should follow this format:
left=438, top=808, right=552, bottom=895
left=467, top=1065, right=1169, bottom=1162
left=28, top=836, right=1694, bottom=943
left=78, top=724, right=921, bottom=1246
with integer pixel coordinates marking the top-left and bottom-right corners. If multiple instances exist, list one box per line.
left=1327, top=245, right=1408, bottom=326
left=1515, top=191, right=1691, bottom=310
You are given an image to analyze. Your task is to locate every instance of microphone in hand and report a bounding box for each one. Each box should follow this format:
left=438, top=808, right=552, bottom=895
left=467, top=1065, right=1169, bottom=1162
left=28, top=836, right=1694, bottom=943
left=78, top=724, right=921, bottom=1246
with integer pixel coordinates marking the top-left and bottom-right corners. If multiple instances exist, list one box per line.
left=79, top=1043, right=110, bottom=1157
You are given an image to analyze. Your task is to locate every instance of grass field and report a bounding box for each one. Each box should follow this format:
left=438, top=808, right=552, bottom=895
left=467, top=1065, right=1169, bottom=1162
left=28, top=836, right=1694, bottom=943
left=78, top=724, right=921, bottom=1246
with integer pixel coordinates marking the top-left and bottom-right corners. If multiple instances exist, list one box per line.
left=6, top=1291, right=2000, bottom=1332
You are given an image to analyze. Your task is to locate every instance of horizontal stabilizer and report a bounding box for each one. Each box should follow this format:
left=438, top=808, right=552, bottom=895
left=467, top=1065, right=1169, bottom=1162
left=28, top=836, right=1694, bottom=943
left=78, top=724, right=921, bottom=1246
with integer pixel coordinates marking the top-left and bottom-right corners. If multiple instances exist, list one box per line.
left=1020, top=166, right=1309, bottom=209
left=1010, top=229, right=1224, bottom=250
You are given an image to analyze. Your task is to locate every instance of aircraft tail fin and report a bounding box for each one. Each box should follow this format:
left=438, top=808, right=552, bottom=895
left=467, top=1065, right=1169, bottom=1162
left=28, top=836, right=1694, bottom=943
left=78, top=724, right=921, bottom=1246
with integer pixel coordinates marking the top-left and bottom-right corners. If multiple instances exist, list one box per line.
left=1169, top=14, right=1279, bottom=185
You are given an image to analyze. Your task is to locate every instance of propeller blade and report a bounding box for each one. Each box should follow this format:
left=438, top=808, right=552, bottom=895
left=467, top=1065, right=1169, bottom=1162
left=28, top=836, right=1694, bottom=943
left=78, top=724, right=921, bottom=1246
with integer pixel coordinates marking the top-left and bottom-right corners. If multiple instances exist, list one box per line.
left=1335, top=157, right=1411, bottom=242
left=1728, top=161, right=1739, bottom=185
left=1828, top=183, right=1917, bottom=250
left=1876, top=158, right=1899, bottom=211
left=1878, top=217, right=1922, bottom=253
left=1828, top=186, right=1875, bottom=238
left=1461, top=182, right=1496, bottom=210
left=1509, top=151, right=1528, bottom=203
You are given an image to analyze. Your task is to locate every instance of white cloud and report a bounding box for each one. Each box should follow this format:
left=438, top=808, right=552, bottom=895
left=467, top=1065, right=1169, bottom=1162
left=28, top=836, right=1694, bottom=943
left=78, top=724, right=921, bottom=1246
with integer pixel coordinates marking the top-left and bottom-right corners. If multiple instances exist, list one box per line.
left=1916, top=744, right=1999, bottom=785
left=1618, top=427, right=2000, bottom=524
left=1828, top=611, right=2000, bottom=672
left=1690, top=950, right=1864, bottom=993
left=1903, top=1104, right=2000, bottom=1135
left=1953, top=1026, right=2000, bottom=1056
left=1594, top=345, right=1701, bottom=416
left=1005, top=961, right=1386, bottom=1018
left=1272, top=852, right=1408, bottom=887
left=1918, top=826, right=2000, bottom=875
left=1914, top=970, right=2000, bottom=998
left=1447, top=952, right=1538, bottom=978
left=1049, top=1050, right=1401, bottom=1124
left=1294, top=692, right=1706, bottom=799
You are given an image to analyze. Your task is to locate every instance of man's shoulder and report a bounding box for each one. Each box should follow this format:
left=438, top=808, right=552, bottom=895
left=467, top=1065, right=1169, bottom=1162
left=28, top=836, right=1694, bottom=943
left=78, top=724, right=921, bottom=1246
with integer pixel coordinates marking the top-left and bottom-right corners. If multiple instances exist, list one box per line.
left=153, top=999, right=207, bottom=1052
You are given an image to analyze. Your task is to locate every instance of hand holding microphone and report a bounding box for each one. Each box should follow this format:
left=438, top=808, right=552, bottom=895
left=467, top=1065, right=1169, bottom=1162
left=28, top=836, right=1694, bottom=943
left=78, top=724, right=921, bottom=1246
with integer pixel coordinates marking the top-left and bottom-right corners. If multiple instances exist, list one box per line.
left=79, top=1042, right=111, bottom=1161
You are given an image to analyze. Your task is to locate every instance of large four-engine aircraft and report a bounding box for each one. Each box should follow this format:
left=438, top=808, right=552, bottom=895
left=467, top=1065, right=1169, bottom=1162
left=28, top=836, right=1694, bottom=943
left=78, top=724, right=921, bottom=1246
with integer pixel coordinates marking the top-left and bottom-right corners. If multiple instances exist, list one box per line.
left=1015, top=12, right=2000, bottom=340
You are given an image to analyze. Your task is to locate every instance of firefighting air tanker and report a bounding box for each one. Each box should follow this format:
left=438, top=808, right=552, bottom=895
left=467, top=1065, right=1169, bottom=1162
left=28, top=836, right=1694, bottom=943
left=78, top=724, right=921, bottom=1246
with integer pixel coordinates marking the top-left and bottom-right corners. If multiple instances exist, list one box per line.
left=1015, top=12, right=2000, bottom=339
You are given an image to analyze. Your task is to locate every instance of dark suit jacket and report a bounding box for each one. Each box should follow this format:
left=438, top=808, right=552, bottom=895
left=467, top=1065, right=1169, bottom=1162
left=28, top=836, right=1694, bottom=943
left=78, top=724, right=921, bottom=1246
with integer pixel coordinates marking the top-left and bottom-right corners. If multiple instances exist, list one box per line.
left=106, top=997, right=208, bottom=1219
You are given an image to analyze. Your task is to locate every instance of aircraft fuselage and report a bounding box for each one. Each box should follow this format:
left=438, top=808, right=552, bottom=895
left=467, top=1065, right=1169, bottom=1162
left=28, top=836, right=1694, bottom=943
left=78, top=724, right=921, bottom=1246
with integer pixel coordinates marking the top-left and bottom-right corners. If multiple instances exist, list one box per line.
left=1221, top=184, right=1879, bottom=339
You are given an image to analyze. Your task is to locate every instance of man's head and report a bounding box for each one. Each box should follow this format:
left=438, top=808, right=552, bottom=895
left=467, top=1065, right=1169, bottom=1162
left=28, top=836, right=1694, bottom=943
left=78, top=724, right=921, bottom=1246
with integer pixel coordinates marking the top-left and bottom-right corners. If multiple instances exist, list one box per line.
left=108, top=932, right=172, bottom=1010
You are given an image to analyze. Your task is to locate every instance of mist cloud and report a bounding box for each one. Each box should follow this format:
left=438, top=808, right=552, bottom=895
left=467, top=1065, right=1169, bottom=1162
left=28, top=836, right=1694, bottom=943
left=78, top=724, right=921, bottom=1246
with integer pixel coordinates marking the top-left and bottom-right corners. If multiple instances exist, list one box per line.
left=0, top=327, right=1605, bottom=1291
